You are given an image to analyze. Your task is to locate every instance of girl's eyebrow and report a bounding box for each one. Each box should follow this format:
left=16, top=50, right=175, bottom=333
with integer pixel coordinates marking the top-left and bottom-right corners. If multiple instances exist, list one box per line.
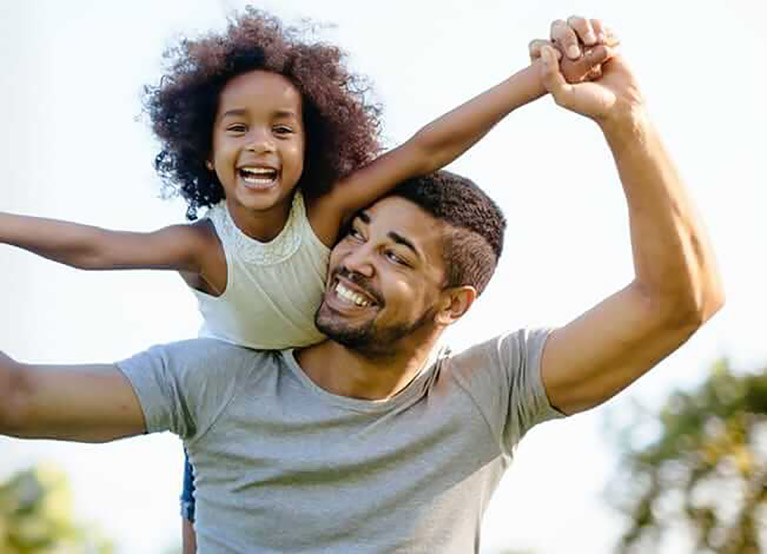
left=272, top=108, right=300, bottom=118
left=220, top=108, right=300, bottom=119
left=219, top=108, right=247, bottom=120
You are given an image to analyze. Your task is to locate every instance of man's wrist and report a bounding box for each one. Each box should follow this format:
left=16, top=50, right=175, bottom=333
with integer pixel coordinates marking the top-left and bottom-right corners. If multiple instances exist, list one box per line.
left=599, top=103, right=651, bottom=149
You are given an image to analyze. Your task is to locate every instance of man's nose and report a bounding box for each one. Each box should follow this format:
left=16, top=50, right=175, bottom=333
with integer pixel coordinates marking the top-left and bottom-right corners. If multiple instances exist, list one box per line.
left=343, top=245, right=375, bottom=278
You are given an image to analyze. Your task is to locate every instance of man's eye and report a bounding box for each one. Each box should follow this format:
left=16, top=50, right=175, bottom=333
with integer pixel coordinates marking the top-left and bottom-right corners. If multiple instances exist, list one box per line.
left=385, top=251, right=408, bottom=266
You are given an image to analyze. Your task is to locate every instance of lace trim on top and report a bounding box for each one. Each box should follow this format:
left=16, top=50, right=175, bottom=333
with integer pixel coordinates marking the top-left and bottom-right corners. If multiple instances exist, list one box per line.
left=208, top=193, right=305, bottom=266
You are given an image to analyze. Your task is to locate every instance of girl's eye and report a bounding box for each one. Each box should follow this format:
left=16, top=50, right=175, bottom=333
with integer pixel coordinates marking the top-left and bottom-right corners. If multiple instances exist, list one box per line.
left=273, top=126, right=293, bottom=136
left=227, top=124, right=247, bottom=133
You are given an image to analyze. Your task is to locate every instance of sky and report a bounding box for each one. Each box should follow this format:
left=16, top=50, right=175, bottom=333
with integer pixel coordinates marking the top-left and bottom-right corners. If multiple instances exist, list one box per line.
left=1, top=1, right=765, bottom=553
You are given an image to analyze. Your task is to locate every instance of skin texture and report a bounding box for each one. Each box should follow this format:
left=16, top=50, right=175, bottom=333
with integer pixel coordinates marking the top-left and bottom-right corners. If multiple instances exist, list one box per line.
left=182, top=519, right=196, bottom=554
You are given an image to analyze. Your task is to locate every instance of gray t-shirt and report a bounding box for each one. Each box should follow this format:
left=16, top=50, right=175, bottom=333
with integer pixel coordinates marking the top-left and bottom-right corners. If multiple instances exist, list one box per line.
left=117, top=329, right=563, bottom=553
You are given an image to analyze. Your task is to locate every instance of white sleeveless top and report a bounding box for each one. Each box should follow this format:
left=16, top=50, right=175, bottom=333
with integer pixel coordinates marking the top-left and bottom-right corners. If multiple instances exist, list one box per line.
left=193, top=192, right=330, bottom=349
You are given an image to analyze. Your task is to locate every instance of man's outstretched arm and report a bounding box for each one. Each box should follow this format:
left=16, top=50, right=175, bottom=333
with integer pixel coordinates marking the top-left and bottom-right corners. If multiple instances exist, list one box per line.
left=534, top=23, right=724, bottom=415
left=0, top=351, right=146, bottom=442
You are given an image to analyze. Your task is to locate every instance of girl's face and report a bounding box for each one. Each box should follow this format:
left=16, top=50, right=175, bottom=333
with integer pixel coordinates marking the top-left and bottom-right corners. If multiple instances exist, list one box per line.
left=210, top=70, right=305, bottom=234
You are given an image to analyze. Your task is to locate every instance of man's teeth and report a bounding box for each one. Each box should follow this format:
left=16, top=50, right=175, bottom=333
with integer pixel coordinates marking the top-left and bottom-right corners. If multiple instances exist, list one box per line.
left=239, top=167, right=277, bottom=184
left=335, top=282, right=372, bottom=307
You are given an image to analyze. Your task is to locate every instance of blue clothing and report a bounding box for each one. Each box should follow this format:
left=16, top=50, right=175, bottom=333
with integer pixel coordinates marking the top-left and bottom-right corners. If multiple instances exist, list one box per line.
left=181, top=449, right=196, bottom=522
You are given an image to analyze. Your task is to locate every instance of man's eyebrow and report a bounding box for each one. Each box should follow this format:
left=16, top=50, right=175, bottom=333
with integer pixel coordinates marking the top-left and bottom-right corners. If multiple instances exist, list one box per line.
left=352, top=211, right=421, bottom=258
left=388, top=231, right=421, bottom=259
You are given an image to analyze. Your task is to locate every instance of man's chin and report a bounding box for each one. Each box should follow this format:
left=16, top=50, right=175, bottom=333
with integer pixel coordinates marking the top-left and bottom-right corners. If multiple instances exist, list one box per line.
left=315, top=309, right=375, bottom=350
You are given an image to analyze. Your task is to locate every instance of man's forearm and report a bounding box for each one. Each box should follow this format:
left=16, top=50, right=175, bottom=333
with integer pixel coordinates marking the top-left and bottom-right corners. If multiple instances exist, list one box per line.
left=0, top=352, right=24, bottom=435
left=603, top=109, right=724, bottom=322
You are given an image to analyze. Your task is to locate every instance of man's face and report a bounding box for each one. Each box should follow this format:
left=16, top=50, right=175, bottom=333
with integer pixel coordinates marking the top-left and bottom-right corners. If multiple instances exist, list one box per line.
left=315, top=196, right=449, bottom=355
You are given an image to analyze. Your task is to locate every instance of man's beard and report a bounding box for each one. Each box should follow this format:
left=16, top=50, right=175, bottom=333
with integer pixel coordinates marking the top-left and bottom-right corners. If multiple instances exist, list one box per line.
left=315, top=303, right=436, bottom=358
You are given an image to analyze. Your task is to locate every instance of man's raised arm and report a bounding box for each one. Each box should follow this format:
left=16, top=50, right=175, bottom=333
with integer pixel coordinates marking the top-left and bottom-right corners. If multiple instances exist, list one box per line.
left=533, top=20, right=724, bottom=415
left=0, top=351, right=146, bottom=442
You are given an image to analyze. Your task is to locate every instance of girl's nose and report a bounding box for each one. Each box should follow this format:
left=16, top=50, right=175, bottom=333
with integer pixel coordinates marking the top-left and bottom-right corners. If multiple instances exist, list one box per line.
left=246, top=129, right=275, bottom=153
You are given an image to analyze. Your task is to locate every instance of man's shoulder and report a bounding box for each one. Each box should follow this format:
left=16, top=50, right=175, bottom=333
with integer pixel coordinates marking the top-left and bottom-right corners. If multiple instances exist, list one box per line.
left=128, top=338, right=286, bottom=380
left=158, top=338, right=283, bottom=358
left=444, top=328, right=553, bottom=368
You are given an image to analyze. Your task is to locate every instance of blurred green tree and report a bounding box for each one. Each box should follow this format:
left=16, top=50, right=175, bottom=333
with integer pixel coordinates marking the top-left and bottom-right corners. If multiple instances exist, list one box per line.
left=0, top=465, right=113, bottom=554
left=607, top=359, right=767, bottom=554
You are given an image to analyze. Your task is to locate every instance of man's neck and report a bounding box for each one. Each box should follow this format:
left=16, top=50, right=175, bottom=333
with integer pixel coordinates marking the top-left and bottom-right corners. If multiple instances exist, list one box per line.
left=295, top=335, right=441, bottom=401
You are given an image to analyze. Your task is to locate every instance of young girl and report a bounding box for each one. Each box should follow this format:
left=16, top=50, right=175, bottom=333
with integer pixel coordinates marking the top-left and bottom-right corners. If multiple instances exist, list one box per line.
left=0, top=8, right=611, bottom=551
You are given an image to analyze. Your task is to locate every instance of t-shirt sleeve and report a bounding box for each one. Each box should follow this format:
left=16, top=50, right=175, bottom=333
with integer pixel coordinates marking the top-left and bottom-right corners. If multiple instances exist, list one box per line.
left=447, top=328, right=565, bottom=455
left=115, top=338, right=255, bottom=441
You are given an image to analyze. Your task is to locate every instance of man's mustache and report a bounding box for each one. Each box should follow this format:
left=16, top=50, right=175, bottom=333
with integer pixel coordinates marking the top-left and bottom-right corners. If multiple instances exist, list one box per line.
left=331, top=266, right=384, bottom=306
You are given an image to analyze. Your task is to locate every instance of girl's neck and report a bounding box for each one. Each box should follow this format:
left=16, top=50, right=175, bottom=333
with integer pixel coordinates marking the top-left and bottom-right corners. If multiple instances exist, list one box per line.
left=225, top=193, right=295, bottom=243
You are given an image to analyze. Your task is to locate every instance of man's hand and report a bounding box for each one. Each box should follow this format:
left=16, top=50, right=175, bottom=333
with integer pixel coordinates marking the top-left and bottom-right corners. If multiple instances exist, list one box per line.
left=531, top=16, right=643, bottom=126
left=540, top=46, right=644, bottom=127
left=529, top=16, right=620, bottom=85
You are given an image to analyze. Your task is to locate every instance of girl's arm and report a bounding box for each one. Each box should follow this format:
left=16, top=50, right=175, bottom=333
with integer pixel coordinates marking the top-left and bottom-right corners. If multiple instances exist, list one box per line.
left=0, top=211, right=213, bottom=273
left=309, top=46, right=613, bottom=244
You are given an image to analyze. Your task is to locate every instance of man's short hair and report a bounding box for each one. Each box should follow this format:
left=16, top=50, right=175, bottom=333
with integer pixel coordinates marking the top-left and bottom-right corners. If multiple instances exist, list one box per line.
left=387, top=171, right=505, bottom=295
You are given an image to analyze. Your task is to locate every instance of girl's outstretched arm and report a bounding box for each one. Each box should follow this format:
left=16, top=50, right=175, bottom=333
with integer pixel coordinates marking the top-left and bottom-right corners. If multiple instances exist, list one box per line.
left=308, top=44, right=614, bottom=245
left=0, top=212, right=215, bottom=274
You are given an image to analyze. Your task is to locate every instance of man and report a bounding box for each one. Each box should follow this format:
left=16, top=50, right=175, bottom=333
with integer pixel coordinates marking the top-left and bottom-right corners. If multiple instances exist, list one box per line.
left=0, top=17, right=723, bottom=553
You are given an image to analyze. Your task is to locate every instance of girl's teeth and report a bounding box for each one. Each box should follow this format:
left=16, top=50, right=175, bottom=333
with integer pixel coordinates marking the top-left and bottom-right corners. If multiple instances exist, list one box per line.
left=239, top=168, right=277, bottom=184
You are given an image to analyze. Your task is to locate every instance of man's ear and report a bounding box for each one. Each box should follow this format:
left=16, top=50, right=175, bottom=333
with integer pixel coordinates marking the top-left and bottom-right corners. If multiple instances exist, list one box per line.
left=435, top=285, right=477, bottom=326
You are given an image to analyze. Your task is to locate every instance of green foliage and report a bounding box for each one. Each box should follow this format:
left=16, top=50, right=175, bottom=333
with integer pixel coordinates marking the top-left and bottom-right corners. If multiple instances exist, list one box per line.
left=0, top=465, right=113, bottom=554
left=608, top=359, right=767, bottom=554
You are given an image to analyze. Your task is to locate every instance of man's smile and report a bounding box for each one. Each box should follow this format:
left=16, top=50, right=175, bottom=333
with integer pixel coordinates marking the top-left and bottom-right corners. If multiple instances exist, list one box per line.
left=334, top=281, right=374, bottom=307
left=326, top=274, right=381, bottom=313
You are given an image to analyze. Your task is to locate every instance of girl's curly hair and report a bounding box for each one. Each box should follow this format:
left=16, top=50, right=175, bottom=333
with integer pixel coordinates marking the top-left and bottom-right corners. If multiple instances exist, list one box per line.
left=144, top=8, right=382, bottom=220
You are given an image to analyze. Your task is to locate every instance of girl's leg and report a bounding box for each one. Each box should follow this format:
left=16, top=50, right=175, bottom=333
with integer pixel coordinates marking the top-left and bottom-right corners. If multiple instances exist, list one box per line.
left=180, top=449, right=197, bottom=554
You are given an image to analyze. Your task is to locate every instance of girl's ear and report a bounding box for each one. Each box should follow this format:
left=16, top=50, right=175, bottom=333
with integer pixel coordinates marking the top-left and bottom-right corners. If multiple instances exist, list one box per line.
left=434, top=285, right=477, bottom=326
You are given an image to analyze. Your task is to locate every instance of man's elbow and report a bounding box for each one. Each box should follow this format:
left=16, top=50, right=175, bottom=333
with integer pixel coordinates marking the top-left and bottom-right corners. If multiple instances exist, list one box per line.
left=664, top=281, right=725, bottom=336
